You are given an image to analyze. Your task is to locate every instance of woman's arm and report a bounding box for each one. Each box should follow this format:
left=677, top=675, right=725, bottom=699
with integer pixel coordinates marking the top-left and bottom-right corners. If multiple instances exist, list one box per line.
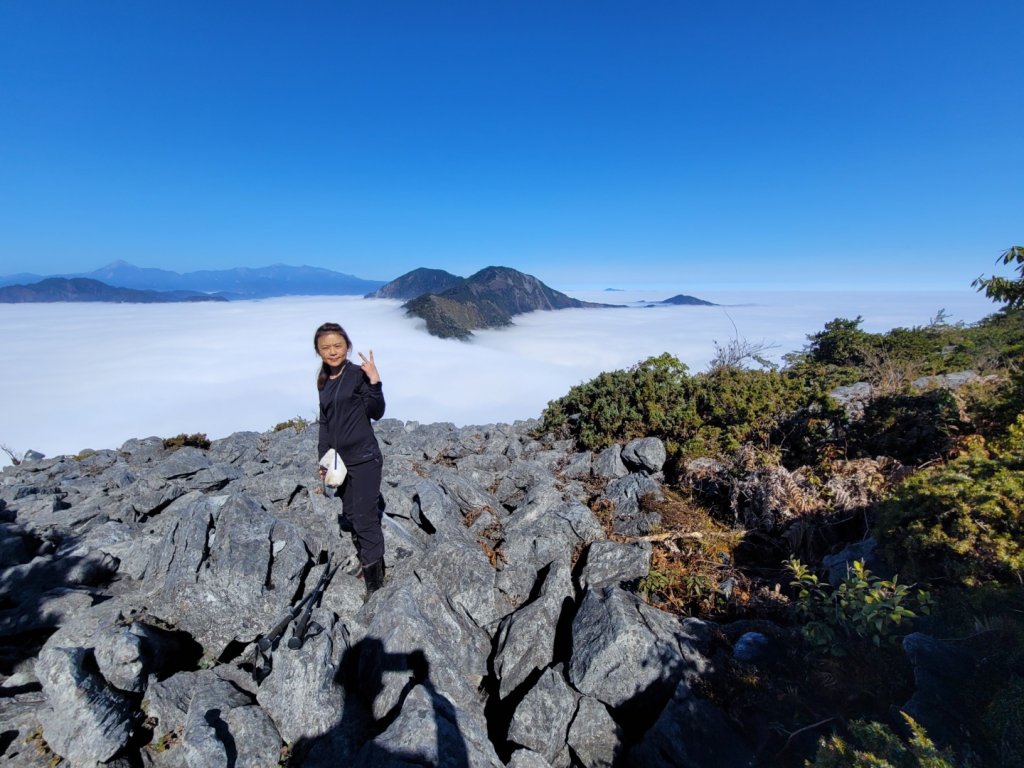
left=357, top=349, right=385, bottom=420
left=317, top=401, right=329, bottom=458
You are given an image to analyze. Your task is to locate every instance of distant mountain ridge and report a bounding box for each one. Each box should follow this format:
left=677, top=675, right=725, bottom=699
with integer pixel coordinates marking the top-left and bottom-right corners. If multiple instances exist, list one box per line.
left=0, top=278, right=228, bottom=304
left=388, top=266, right=615, bottom=339
left=0, top=261, right=386, bottom=299
left=656, top=294, right=717, bottom=306
left=365, top=267, right=463, bottom=299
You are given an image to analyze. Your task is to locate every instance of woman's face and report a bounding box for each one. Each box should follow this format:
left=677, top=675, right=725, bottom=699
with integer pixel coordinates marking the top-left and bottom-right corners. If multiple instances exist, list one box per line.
left=317, top=332, right=349, bottom=368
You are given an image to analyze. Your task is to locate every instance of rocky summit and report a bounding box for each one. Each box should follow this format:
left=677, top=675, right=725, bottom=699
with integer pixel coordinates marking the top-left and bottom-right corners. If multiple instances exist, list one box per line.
left=400, top=266, right=615, bottom=339
left=0, top=418, right=755, bottom=768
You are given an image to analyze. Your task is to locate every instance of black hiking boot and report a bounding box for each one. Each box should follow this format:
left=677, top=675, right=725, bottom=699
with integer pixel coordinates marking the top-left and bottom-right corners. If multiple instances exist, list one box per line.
left=363, top=559, right=385, bottom=599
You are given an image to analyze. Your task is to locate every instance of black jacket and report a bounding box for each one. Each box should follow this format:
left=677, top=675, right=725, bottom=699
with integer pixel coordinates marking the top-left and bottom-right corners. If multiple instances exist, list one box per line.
left=317, top=363, right=385, bottom=466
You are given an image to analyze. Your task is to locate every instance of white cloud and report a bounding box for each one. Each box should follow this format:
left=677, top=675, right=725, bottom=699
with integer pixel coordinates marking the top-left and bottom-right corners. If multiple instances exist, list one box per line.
left=0, top=288, right=996, bottom=465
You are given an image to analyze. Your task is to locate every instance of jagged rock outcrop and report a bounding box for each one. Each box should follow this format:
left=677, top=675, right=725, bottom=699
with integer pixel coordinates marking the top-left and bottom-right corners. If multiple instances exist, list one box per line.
left=1, top=421, right=758, bottom=766
left=401, top=266, right=614, bottom=339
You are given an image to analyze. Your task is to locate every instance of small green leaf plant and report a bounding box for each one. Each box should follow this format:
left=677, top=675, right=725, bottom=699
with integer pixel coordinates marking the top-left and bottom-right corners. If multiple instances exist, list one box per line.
left=786, top=557, right=932, bottom=655
left=808, top=711, right=955, bottom=768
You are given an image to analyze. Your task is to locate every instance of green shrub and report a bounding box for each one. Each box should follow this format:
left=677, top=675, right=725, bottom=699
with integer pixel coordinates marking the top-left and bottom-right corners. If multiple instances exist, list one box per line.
left=272, top=416, right=311, bottom=432
left=875, top=430, right=1024, bottom=586
left=541, top=353, right=696, bottom=451
left=162, top=433, right=211, bottom=450
left=541, top=353, right=823, bottom=462
left=805, top=316, right=873, bottom=369
left=787, top=558, right=931, bottom=654
left=685, top=366, right=822, bottom=457
left=808, top=712, right=955, bottom=768
left=848, top=390, right=963, bottom=465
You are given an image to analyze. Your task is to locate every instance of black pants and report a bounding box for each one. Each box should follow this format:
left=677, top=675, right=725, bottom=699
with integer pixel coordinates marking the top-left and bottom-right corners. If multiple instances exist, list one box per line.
left=338, top=456, right=384, bottom=566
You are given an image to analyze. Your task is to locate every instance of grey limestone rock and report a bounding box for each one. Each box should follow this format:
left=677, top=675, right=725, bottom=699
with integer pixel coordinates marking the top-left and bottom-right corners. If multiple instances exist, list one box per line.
left=822, top=537, right=890, bottom=586
left=508, top=665, right=579, bottom=766
left=732, top=632, right=779, bottom=666
left=829, top=381, right=874, bottom=419
left=119, top=436, right=170, bottom=464
left=79, top=519, right=156, bottom=581
left=432, top=468, right=503, bottom=524
left=494, top=458, right=554, bottom=508
left=568, top=586, right=713, bottom=715
left=412, top=538, right=502, bottom=631
left=579, top=540, right=652, bottom=590
left=601, top=473, right=664, bottom=537
left=0, top=418, right=752, bottom=767
left=144, top=492, right=312, bottom=657
left=0, top=587, right=95, bottom=636
left=508, top=748, right=554, bottom=768
left=901, top=632, right=976, bottom=744
left=180, top=672, right=281, bottom=768
left=911, top=370, right=981, bottom=391
left=408, top=478, right=468, bottom=539
left=455, top=450, right=512, bottom=490
left=566, top=695, right=623, bottom=768
left=497, top=501, right=603, bottom=606
left=493, top=560, right=574, bottom=699
left=621, top=437, right=667, bottom=474
left=94, top=621, right=188, bottom=693
left=207, top=430, right=265, bottom=466
left=357, top=577, right=491, bottom=721
left=36, top=646, right=139, bottom=766
left=255, top=610, right=347, bottom=744
left=356, top=683, right=502, bottom=768
left=143, top=670, right=205, bottom=735
left=592, top=445, right=628, bottom=480
left=560, top=451, right=593, bottom=481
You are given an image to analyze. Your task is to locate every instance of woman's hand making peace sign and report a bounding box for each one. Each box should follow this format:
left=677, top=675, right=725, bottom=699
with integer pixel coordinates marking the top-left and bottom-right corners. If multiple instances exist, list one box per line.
left=358, top=350, right=380, bottom=386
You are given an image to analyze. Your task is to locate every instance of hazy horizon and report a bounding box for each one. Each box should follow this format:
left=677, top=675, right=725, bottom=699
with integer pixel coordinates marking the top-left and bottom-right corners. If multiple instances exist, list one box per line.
left=0, top=287, right=998, bottom=466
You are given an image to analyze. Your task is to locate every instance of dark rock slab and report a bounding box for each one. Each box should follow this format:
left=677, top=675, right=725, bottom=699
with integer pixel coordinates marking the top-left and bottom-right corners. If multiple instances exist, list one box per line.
left=493, top=560, right=573, bottom=699
left=568, top=586, right=713, bottom=717
left=627, top=680, right=755, bottom=767
left=592, top=446, right=628, bottom=480
left=355, top=683, right=502, bottom=767
left=621, top=437, right=667, bottom=474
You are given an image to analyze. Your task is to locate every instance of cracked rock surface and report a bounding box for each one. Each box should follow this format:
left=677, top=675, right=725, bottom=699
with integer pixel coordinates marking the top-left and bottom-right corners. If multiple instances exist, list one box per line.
left=0, top=420, right=747, bottom=767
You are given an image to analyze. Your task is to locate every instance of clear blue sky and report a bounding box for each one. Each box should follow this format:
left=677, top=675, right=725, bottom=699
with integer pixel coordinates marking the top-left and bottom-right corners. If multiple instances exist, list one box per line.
left=1, top=1, right=1021, bottom=289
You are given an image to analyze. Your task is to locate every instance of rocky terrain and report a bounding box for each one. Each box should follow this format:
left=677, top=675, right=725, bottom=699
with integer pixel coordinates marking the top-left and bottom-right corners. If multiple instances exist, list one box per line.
left=0, top=411, right=973, bottom=767
left=0, top=418, right=732, bottom=767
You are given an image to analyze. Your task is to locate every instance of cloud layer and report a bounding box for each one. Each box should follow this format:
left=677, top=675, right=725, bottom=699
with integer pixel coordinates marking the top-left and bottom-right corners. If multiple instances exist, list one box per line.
left=0, top=288, right=995, bottom=464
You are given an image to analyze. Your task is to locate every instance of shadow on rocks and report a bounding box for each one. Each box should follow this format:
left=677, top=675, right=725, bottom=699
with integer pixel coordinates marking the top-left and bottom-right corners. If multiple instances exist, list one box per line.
left=291, top=637, right=470, bottom=768
left=0, top=524, right=120, bottom=676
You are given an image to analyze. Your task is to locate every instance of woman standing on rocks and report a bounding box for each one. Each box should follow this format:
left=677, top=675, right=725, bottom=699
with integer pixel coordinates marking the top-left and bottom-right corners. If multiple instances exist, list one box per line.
left=314, top=322, right=386, bottom=596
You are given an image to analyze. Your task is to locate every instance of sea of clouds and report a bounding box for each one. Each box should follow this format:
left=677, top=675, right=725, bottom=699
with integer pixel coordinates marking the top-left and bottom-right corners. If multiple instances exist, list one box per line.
left=0, top=288, right=997, bottom=466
